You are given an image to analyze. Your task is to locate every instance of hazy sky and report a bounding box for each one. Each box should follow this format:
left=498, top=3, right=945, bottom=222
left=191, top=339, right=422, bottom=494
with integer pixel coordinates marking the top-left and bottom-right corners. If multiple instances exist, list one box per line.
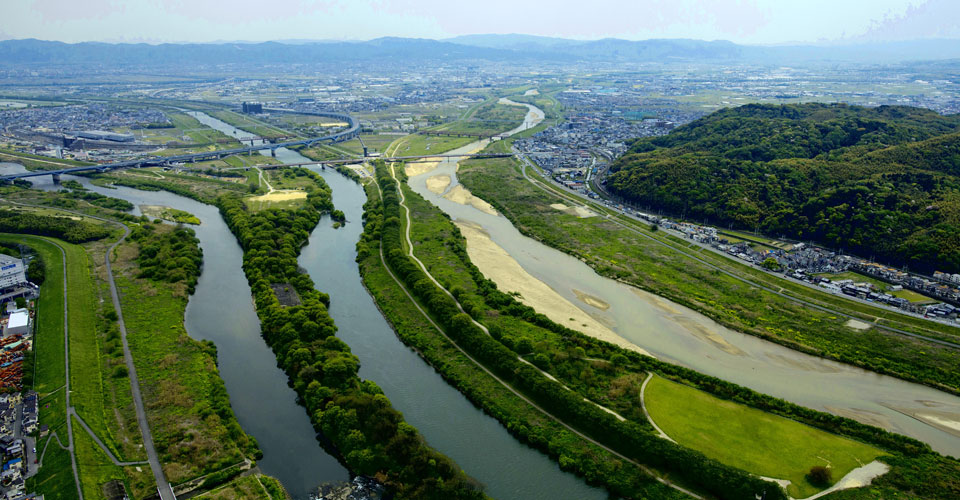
left=2, top=0, right=958, bottom=44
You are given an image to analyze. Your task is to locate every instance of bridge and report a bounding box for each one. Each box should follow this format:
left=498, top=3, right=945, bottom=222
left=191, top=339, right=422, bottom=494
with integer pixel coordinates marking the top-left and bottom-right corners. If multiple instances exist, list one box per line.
left=1, top=111, right=361, bottom=183
left=416, top=130, right=496, bottom=139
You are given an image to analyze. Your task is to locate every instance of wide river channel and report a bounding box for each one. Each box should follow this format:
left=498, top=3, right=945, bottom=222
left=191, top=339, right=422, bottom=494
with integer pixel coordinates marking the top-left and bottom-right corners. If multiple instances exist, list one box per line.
left=406, top=99, right=960, bottom=459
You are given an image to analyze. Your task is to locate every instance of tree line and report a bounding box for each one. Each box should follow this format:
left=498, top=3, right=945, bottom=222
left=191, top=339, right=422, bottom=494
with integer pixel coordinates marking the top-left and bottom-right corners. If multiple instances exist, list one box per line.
left=215, top=167, right=486, bottom=500
left=0, top=210, right=111, bottom=243
left=607, top=103, right=960, bottom=273
left=369, top=162, right=786, bottom=500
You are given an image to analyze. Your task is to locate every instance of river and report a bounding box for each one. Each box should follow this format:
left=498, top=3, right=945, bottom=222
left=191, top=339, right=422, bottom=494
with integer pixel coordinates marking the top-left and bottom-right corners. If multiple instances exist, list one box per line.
left=1, top=161, right=350, bottom=498
left=189, top=114, right=606, bottom=500
left=406, top=99, right=960, bottom=459
left=4, top=109, right=605, bottom=498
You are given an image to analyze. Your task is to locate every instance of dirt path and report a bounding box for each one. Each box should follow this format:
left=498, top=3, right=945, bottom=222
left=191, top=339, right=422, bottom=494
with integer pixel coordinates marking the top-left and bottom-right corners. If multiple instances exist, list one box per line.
left=379, top=163, right=703, bottom=498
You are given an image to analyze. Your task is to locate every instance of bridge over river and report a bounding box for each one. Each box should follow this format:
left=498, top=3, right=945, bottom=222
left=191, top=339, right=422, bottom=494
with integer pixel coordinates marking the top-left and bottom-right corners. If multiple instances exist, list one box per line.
left=0, top=110, right=361, bottom=183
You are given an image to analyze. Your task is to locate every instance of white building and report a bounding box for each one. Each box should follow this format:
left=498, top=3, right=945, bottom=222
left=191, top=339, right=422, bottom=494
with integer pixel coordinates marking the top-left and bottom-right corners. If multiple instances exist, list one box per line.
left=3, top=309, right=30, bottom=337
left=0, top=255, right=27, bottom=290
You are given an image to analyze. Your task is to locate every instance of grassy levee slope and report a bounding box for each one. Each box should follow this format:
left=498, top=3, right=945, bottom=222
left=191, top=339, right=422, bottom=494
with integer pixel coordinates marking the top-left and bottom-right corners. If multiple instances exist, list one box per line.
left=67, top=239, right=140, bottom=463
left=457, top=145, right=960, bottom=395
left=644, top=376, right=883, bottom=498
left=357, top=182, right=689, bottom=500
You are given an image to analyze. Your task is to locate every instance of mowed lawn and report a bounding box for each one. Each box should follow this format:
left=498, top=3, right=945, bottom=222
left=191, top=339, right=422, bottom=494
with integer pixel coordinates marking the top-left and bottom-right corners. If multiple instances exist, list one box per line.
left=644, top=375, right=884, bottom=498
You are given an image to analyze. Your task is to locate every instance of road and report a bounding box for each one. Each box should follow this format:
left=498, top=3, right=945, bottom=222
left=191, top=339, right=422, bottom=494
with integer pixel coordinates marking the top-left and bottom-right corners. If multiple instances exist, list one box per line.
left=103, top=223, right=177, bottom=500
left=4, top=201, right=175, bottom=500
left=515, top=152, right=960, bottom=351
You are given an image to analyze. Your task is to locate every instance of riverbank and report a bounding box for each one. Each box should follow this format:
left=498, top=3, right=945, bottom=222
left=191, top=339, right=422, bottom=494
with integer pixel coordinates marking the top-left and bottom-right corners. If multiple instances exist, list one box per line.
left=355, top=176, right=686, bottom=500
left=454, top=220, right=649, bottom=356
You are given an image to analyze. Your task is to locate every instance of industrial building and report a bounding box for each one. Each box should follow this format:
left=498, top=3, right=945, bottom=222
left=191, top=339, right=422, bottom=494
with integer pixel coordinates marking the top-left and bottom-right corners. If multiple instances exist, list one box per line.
left=70, top=130, right=135, bottom=142
left=242, top=101, right=263, bottom=113
left=0, top=255, right=26, bottom=291
left=2, top=309, right=29, bottom=337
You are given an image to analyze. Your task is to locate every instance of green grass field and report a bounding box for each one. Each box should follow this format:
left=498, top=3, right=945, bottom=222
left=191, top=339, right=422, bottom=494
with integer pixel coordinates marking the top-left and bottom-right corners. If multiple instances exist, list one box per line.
left=65, top=243, right=134, bottom=461
left=392, top=134, right=474, bottom=156
left=0, top=235, right=66, bottom=395
left=644, top=376, right=883, bottom=498
left=72, top=414, right=128, bottom=500
left=114, top=229, right=252, bottom=483
left=28, top=435, right=77, bottom=500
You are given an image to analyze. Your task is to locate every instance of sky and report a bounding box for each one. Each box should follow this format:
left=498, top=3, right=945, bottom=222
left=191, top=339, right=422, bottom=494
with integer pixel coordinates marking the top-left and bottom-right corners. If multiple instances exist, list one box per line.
left=1, top=0, right=958, bottom=45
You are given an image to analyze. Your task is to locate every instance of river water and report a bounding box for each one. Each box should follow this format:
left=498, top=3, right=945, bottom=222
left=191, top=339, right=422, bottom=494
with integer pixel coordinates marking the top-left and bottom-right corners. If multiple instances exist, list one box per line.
left=189, top=115, right=606, bottom=500
left=0, top=161, right=350, bottom=498
left=3, top=110, right=604, bottom=498
left=407, top=100, right=960, bottom=458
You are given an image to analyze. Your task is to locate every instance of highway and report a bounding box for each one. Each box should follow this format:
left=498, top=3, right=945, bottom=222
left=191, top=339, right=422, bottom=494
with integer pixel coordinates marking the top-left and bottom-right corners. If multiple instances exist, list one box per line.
left=0, top=110, right=360, bottom=182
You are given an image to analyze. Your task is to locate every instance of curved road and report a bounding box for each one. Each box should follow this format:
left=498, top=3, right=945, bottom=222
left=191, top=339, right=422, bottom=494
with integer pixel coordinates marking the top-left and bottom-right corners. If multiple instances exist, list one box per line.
left=5, top=201, right=175, bottom=500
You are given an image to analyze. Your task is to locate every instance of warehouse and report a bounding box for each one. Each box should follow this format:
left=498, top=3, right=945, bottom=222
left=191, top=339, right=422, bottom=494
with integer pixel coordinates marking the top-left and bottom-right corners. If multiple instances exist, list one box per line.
left=2, top=309, right=29, bottom=337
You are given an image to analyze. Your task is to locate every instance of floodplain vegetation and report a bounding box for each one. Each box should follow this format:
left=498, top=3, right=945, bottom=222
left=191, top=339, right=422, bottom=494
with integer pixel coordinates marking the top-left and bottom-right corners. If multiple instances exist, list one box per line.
left=0, top=187, right=287, bottom=499
left=458, top=141, right=960, bottom=395
left=216, top=167, right=487, bottom=500
left=358, top=159, right=960, bottom=499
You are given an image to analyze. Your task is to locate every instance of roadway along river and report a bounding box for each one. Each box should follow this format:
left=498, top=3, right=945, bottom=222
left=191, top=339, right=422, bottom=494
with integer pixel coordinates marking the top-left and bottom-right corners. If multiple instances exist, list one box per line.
left=407, top=100, right=960, bottom=459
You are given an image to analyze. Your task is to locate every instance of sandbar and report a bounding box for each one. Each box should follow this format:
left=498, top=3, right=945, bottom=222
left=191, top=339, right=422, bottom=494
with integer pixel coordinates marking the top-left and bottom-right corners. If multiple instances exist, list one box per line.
left=248, top=190, right=307, bottom=202
left=426, top=175, right=451, bottom=195
left=444, top=185, right=498, bottom=216
left=456, top=220, right=651, bottom=357
left=405, top=159, right=441, bottom=177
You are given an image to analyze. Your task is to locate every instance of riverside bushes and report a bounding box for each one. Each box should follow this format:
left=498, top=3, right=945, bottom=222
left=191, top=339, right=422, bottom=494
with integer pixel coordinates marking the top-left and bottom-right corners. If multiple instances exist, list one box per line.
left=216, top=168, right=484, bottom=500
left=369, top=161, right=786, bottom=500
left=0, top=209, right=111, bottom=242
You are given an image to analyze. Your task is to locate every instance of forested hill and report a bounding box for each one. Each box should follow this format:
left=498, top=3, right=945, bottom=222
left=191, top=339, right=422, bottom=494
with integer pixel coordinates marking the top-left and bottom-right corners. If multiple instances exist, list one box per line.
left=606, top=103, right=960, bottom=274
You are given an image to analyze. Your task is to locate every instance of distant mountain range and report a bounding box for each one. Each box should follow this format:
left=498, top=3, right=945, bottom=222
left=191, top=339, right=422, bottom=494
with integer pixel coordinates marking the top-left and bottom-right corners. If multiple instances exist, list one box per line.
left=1, top=35, right=959, bottom=66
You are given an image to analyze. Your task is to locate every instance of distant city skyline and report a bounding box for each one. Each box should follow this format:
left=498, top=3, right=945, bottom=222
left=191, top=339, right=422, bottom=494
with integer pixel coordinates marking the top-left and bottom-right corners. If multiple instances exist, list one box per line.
left=2, top=0, right=959, bottom=45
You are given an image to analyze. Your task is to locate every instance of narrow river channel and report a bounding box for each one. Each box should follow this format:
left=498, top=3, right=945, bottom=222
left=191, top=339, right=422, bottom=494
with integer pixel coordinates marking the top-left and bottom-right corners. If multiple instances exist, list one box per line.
left=1, top=161, right=349, bottom=499
left=406, top=100, right=960, bottom=459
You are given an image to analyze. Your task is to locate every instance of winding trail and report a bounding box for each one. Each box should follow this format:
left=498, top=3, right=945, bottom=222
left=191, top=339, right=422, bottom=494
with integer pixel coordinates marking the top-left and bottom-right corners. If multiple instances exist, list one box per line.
left=639, top=373, right=675, bottom=443
left=376, top=163, right=702, bottom=499
left=4, top=200, right=175, bottom=500
left=103, top=221, right=177, bottom=500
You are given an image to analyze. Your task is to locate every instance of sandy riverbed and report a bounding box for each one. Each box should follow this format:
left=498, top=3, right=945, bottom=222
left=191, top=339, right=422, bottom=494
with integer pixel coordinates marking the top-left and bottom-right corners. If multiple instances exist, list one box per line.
left=405, top=160, right=441, bottom=177
left=444, top=185, right=498, bottom=216
left=426, top=175, right=451, bottom=194
left=456, top=220, right=651, bottom=356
